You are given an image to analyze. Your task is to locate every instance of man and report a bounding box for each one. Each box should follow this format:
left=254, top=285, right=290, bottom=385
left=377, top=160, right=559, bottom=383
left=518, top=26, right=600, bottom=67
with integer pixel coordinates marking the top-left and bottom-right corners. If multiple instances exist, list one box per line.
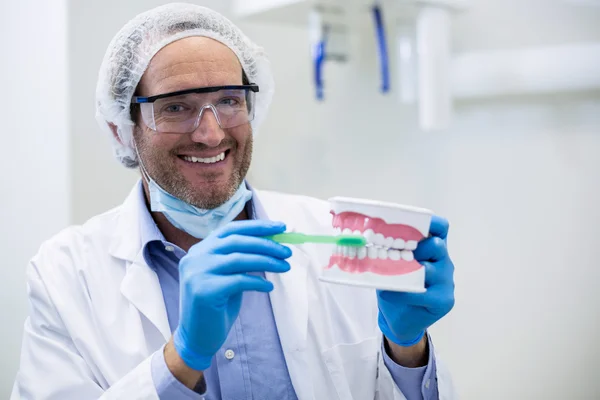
left=12, top=3, right=456, bottom=399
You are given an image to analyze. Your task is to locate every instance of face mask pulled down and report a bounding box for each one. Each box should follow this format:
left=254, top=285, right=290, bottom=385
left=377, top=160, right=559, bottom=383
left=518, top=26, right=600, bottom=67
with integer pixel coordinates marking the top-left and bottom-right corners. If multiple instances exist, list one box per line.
left=138, top=152, right=252, bottom=239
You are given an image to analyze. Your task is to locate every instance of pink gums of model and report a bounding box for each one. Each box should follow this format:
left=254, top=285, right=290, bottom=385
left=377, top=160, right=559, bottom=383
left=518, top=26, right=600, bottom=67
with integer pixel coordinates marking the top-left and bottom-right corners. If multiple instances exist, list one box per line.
left=326, top=211, right=425, bottom=276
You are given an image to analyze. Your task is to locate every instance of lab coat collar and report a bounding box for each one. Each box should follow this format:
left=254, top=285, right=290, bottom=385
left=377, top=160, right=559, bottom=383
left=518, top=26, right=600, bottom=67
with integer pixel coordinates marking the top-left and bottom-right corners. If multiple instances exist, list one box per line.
left=109, top=180, right=171, bottom=340
left=120, top=250, right=172, bottom=341
left=109, top=179, right=148, bottom=263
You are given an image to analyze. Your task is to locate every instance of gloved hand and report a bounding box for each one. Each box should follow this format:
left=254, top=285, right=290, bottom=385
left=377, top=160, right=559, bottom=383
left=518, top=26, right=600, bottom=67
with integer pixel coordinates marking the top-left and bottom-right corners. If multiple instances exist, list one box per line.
left=173, top=220, right=292, bottom=371
left=377, top=215, right=455, bottom=346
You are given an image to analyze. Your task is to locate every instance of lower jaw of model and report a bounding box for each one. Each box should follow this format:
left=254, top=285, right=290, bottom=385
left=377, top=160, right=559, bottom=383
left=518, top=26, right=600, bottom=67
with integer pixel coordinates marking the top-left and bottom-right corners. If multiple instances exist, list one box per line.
left=323, top=197, right=432, bottom=291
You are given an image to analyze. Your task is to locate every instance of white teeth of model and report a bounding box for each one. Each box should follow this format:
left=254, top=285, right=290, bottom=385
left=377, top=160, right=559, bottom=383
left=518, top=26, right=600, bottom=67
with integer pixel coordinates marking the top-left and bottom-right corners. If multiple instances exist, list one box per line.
left=334, top=227, right=341, bottom=235
left=368, top=247, right=378, bottom=259
left=405, top=240, right=418, bottom=251
left=393, top=238, right=406, bottom=250
left=401, top=250, right=414, bottom=262
left=357, top=247, right=367, bottom=260
left=343, top=228, right=352, bottom=235
left=373, top=233, right=385, bottom=246
left=353, top=230, right=362, bottom=236
left=389, top=250, right=401, bottom=261
left=384, top=236, right=394, bottom=248
left=378, top=248, right=388, bottom=260
left=342, top=246, right=349, bottom=257
left=348, top=247, right=357, bottom=259
left=363, top=229, right=375, bottom=243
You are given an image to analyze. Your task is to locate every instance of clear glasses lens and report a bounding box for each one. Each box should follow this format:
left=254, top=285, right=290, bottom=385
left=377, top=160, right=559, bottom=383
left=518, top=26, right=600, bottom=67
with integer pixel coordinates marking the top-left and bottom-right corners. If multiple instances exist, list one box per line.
left=140, top=89, right=256, bottom=133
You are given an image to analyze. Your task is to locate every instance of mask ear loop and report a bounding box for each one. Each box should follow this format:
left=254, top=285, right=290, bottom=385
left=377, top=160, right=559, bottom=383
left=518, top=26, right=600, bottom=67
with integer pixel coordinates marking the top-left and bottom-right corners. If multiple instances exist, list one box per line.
left=133, top=139, right=174, bottom=200
left=131, top=101, right=159, bottom=184
left=133, top=142, right=152, bottom=183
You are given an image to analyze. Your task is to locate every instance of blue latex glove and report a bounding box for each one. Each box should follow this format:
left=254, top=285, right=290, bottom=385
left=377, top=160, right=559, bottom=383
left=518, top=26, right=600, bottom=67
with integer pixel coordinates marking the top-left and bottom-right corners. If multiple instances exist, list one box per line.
left=173, top=220, right=292, bottom=371
left=377, top=215, right=455, bottom=346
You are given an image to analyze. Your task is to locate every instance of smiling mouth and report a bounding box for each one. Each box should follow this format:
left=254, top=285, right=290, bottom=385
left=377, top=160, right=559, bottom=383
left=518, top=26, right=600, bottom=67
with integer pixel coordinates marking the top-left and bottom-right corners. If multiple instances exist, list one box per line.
left=178, top=149, right=230, bottom=164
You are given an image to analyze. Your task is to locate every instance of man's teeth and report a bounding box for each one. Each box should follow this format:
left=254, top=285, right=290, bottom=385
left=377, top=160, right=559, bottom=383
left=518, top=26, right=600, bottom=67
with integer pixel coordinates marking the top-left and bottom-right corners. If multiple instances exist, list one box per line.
left=182, top=152, right=225, bottom=164
left=334, top=227, right=418, bottom=251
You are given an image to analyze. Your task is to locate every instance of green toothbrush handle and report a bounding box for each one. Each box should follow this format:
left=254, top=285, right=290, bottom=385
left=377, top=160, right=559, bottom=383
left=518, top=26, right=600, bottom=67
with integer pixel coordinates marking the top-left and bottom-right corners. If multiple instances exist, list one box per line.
left=264, top=233, right=366, bottom=247
left=264, top=233, right=331, bottom=245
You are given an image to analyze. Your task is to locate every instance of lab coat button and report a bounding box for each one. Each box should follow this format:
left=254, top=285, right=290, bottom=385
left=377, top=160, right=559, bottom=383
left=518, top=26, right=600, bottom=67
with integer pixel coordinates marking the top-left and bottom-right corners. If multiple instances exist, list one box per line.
left=164, top=245, right=175, bottom=252
left=224, top=349, right=235, bottom=360
left=425, top=379, right=430, bottom=389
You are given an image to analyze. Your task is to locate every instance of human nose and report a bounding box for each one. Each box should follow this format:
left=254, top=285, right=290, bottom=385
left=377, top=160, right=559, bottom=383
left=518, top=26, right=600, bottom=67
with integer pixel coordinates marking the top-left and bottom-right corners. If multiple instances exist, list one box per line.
left=190, top=104, right=225, bottom=147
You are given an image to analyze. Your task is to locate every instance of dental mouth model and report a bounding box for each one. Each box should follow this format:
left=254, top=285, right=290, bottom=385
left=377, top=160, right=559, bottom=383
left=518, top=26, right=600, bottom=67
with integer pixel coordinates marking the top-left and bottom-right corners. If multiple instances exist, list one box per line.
left=319, top=197, right=433, bottom=293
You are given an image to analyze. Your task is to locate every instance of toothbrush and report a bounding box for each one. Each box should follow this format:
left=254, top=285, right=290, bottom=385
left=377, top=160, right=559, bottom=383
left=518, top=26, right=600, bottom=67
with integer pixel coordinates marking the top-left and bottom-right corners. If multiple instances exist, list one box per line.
left=265, top=233, right=366, bottom=247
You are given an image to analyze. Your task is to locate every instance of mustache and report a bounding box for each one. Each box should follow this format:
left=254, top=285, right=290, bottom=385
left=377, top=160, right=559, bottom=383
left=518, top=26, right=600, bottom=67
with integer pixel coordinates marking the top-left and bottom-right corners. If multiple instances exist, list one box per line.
left=171, top=139, right=237, bottom=155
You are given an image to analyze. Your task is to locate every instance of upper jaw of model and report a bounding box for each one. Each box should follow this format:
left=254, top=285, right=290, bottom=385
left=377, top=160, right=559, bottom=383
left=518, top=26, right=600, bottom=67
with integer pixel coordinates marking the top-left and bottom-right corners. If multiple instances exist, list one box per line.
left=327, top=197, right=433, bottom=276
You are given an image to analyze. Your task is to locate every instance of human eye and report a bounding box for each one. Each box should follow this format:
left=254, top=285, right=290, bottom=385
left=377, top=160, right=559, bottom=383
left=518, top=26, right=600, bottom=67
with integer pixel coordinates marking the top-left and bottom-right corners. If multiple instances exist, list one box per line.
left=218, top=97, right=241, bottom=107
left=162, top=103, right=188, bottom=113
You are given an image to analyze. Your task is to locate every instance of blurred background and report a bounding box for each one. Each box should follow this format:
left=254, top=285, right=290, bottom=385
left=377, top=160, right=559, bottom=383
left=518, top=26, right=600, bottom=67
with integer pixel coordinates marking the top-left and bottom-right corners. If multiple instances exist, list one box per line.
left=2, top=0, right=600, bottom=398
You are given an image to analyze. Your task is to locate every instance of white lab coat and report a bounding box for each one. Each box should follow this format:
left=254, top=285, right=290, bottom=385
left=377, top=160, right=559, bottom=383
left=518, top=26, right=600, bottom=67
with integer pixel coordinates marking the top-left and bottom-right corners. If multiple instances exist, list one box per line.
left=11, top=184, right=457, bottom=400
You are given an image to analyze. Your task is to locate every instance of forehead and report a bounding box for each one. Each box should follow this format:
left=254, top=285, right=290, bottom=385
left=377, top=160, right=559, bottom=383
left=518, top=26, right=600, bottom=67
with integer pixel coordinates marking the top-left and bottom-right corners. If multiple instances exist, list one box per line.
left=138, top=36, right=243, bottom=97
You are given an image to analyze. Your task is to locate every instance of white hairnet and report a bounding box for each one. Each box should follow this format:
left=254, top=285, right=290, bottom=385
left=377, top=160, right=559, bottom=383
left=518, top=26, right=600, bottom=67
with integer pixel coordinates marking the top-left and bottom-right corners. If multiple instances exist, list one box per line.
left=95, top=3, right=274, bottom=168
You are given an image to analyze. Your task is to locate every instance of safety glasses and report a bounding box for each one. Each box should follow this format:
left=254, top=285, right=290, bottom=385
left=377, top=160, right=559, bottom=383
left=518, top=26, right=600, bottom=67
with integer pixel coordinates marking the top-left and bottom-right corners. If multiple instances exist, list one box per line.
left=131, top=84, right=259, bottom=133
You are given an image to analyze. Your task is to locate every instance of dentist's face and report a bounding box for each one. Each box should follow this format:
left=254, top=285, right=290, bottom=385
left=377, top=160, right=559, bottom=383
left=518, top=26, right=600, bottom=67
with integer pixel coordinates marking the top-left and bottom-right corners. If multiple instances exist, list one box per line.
left=133, top=37, right=253, bottom=209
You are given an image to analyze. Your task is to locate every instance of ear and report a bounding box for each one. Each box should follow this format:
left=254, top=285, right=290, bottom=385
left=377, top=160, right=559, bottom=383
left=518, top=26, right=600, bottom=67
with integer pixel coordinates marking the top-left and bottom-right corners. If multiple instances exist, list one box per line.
left=108, top=123, right=124, bottom=145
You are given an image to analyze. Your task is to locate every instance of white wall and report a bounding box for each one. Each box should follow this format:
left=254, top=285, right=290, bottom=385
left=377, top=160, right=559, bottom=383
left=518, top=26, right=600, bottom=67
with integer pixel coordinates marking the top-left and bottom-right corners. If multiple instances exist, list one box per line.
left=68, top=1, right=600, bottom=399
left=0, top=0, right=70, bottom=397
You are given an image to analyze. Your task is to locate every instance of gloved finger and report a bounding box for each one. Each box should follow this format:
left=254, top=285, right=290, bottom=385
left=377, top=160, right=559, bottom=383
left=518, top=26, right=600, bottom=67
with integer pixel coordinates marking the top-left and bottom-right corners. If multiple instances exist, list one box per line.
left=429, top=215, right=449, bottom=240
left=214, top=253, right=291, bottom=275
left=220, top=274, right=275, bottom=297
left=378, top=284, right=454, bottom=311
left=423, top=260, right=454, bottom=287
left=216, top=220, right=286, bottom=238
left=377, top=289, right=424, bottom=308
left=215, top=235, right=293, bottom=259
left=417, top=284, right=455, bottom=314
left=414, top=236, right=447, bottom=262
